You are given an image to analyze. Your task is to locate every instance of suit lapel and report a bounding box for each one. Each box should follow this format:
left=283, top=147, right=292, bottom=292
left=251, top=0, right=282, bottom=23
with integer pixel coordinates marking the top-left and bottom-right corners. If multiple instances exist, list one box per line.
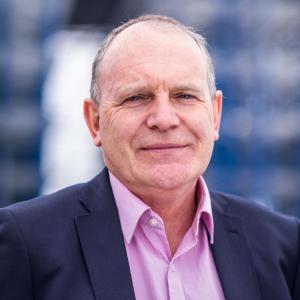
left=210, top=192, right=261, bottom=300
left=75, top=169, right=135, bottom=300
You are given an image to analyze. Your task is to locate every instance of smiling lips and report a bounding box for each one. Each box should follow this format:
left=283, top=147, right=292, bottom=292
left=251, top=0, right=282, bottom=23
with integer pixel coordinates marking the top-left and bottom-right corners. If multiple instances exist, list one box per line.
left=141, top=143, right=188, bottom=150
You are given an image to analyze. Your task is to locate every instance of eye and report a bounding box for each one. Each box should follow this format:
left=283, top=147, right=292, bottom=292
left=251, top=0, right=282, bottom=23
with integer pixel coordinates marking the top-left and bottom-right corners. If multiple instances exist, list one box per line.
left=176, top=94, right=195, bottom=100
left=125, top=95, right=147, bottom=102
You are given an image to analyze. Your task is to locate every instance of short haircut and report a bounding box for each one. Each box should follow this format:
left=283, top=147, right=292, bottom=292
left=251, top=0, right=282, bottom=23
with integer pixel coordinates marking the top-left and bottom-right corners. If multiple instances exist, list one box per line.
left=90, top=14, right=216, bottom=104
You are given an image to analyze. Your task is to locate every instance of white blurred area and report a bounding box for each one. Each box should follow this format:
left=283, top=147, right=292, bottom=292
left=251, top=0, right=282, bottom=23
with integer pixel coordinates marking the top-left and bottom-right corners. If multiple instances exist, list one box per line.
left=41, top=30, right=104, bottom=194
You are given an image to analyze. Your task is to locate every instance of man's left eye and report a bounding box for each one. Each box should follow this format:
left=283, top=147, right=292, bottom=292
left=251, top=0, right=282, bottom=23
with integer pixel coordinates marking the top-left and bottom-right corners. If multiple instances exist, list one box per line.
left=177, top=94, right=194, bottom=100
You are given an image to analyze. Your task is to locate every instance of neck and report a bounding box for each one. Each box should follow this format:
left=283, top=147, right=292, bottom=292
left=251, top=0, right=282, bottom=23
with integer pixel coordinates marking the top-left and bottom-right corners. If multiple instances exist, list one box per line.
left=133, top=181, right=198, bottom=256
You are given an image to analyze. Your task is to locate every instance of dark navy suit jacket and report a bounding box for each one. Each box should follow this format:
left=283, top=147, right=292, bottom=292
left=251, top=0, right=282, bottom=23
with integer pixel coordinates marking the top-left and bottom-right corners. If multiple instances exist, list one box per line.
left=0, top=168, right=299, bottom=300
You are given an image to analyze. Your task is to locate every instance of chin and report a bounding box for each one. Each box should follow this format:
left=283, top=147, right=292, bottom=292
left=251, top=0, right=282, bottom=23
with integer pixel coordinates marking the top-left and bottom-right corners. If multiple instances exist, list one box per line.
left=141, top=163, right=201, bottom=190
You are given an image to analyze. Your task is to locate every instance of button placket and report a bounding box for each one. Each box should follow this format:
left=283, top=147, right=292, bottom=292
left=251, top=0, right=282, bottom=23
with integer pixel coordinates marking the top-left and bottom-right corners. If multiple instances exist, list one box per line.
left=167, top=261, right=185, bottom=300
left=170, top=263, right=176, bottom=272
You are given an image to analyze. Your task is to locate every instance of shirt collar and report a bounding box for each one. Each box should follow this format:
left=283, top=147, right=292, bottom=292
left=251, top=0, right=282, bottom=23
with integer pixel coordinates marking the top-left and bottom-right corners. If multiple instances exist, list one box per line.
left=193, top=176, right=214, bottom=244
left=109, top=172, right=150, bottom=243
left=109, top=172, right=214, bottom=244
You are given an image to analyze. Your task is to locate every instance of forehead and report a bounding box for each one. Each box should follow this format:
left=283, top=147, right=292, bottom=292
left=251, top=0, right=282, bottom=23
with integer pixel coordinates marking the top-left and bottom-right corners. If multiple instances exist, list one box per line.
left=99, top=22, right=208, bottom=87
left=98, top=23, right=207, bottom=94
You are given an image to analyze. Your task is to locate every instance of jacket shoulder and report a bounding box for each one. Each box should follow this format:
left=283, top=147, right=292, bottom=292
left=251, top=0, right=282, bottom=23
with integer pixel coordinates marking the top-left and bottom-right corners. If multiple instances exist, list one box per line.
left=2, top=183, right=85, bottom=217
left=210, top=190, right=299, bottom=227
left=0, top=169, right=110, bottom=237
left=211, top=190, right=300, bottom=266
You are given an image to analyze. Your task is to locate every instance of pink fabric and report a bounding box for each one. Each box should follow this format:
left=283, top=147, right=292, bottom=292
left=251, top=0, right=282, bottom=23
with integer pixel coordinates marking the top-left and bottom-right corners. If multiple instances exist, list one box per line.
left=110, top=172, right=225, bottom=300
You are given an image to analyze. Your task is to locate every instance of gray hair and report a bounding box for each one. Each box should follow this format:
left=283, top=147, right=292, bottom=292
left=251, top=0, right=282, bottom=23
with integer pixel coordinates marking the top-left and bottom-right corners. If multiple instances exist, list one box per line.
left=90, top=14, right=216, bottom=104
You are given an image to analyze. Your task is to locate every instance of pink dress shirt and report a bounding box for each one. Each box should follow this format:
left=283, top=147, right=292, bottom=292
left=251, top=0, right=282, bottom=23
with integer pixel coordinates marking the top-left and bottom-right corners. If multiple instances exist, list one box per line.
left=109, top=172, right=225, bottom=300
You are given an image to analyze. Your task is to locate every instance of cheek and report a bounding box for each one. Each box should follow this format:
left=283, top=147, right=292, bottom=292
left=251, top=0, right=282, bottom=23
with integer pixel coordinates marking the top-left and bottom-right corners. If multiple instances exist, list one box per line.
left=184, top=110, right=215, bottom=141
left=102, top=105, right=125, bottom=128
left=101, top=110, right=142, bottom=147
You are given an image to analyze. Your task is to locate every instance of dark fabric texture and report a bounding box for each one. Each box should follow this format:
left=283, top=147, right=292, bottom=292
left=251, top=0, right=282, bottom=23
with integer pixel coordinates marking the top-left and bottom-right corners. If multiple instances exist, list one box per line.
left=0, top=168, right=299, bottom=300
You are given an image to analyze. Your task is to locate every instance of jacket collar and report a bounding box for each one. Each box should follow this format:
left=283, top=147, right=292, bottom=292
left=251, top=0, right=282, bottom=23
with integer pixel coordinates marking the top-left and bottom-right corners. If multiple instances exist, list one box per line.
left=210, top=191, right=261, bottom=300
left=75, top=168, right=136, bottom=300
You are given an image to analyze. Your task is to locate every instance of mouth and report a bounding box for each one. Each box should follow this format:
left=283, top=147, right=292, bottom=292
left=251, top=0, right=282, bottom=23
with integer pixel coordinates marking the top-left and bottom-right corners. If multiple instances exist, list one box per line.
left=141, top=143, right=188, bottom=151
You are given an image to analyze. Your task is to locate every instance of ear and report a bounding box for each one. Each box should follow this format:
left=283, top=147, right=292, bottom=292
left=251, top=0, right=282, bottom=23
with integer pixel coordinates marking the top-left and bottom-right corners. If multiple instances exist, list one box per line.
left=212, top=90, right=223, bottom=141
left=83, top=98, right=102, bottom=147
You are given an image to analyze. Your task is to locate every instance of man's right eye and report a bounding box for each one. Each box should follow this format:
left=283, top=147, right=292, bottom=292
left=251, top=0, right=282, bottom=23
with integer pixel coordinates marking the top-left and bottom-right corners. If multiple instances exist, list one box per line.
left=125, top=95, right=146, bottom=102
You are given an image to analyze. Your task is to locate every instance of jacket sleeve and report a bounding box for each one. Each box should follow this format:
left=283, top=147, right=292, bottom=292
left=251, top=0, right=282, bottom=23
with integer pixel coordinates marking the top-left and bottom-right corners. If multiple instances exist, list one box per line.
left=0, top=209, right=33, bottom=300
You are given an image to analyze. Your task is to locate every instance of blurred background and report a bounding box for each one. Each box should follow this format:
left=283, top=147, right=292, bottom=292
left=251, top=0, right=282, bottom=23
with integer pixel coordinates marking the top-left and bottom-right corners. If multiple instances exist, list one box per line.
left=0, top=0, right=299, bottom=217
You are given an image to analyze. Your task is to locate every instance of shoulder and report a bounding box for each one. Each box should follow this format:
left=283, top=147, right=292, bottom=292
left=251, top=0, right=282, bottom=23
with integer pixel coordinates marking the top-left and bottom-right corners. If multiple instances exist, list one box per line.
left=1, top=183, right=84, bottom=219
left=210, top=190, right=300, bottom=247
left=210, top=190, right=299, bottom=228
left=0, top=183, right=88, bottom=241
left=211, top=191, right=300, bottom=255
left=0, top=169, right=111, bottom=234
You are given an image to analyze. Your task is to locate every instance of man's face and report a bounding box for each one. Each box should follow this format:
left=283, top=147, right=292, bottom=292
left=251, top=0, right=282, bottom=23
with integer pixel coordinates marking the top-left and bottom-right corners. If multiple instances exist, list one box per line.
left=85, top=23, right=222, bottom=194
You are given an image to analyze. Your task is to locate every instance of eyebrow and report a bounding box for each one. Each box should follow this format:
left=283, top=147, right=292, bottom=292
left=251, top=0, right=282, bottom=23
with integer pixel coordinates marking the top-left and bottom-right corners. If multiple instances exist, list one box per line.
left=114, top=83, right=151, bottom=98
left=173, top=85, right=206, bottom=97
left=113, top=83, right=207, bottom=99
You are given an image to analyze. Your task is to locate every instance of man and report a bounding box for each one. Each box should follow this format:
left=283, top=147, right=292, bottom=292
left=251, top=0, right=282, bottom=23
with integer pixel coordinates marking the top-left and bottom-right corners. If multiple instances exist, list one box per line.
left=0, top=15, right=299, bottom=300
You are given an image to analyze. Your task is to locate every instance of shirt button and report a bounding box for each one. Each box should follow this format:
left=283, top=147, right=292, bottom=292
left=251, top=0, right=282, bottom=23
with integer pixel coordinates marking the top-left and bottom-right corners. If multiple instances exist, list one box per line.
left=149, top=218, right=158, bottom=227
left=170, top=264, right=176, bottom=272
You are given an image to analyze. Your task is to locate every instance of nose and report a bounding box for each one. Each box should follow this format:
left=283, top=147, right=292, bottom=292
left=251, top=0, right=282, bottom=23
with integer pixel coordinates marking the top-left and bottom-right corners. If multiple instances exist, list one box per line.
left=146, top=96, right=180, bottom=131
